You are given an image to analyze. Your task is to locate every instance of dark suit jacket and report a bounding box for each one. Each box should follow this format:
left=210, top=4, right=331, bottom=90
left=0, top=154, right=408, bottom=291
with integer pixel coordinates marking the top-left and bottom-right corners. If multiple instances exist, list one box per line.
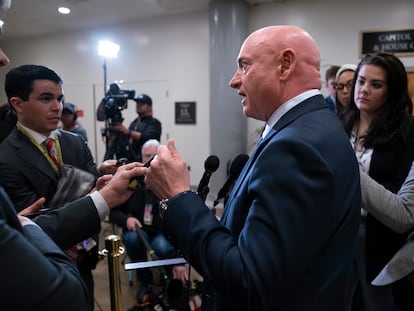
left=161, top=95, right=361, bottom=310
left=0, top=186, right=90, bottom=310
left=34, top=195, right=102, bottom=250
left=325, top=95, right=335, bottom=112
left=0, top=128, right=99, bottom=212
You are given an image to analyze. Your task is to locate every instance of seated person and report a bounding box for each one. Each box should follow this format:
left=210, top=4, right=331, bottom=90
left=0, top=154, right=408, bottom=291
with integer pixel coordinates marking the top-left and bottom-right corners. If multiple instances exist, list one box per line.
left=109, top=139, right=187, bottom=308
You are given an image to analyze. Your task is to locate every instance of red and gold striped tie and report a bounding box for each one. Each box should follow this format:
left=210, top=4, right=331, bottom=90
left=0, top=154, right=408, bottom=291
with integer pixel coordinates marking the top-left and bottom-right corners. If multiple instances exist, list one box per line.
left=44, top=138, right=60, bottom=168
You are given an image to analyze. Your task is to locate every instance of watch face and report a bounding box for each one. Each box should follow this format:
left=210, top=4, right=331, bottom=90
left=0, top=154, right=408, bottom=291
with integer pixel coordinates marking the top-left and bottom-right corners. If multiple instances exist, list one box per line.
left=158, top=200, right=168, bottom=218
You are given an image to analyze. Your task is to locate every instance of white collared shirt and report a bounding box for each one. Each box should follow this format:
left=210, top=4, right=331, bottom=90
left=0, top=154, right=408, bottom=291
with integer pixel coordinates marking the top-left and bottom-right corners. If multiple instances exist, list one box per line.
left=17, top=122, right=55, bottom=145
left=261, top=89, right=321, bottom=139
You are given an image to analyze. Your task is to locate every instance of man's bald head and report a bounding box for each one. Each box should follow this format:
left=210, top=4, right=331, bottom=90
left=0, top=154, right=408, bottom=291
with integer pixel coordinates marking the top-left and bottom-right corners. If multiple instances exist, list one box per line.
left=247, top=25, right=321, bottom=91
left=230, top=25, right=322, bottom=121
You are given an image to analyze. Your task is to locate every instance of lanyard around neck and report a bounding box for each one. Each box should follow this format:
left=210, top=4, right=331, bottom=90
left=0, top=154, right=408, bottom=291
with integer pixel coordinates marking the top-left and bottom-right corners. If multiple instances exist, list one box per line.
left=16, top=123, right=63, bottom=173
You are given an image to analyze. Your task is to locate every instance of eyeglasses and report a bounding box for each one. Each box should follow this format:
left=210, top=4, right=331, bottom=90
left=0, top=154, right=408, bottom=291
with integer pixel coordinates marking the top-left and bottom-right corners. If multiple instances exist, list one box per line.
left=335, top=80, right=353, bottom=91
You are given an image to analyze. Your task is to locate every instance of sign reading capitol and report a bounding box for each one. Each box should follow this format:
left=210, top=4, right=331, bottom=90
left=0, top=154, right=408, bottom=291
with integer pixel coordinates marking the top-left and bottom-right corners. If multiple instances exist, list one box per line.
left=360, top=29, right=414, bottom=56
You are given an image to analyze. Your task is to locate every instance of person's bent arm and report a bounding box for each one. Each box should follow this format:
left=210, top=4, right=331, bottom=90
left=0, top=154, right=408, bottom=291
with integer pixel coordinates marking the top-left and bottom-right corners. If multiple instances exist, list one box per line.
left=34, top=163, right=147, bottom=249
left=0, top=216, right=89, bottom=310
left=360, top=163, right=414, bottom=233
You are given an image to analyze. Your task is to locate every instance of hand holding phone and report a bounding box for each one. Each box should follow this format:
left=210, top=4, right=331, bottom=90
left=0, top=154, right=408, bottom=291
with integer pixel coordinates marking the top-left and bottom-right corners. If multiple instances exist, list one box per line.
left=128, top=154, right=156, bottom=190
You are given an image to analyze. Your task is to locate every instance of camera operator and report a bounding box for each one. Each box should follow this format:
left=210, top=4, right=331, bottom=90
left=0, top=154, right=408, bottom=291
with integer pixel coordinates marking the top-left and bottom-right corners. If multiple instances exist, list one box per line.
left=112, top=94, right=161, bottom=161
left=98, top=83, right=136, bottom=161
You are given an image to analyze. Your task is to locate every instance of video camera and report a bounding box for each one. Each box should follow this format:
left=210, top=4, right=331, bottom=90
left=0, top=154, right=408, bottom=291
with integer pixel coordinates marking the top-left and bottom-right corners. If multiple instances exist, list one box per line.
left=97, top=82, right=135, bottom=125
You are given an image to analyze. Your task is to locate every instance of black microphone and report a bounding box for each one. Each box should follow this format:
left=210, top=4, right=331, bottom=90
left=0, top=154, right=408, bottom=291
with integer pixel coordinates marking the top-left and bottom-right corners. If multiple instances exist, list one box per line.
left=197, top=155, right=220, bottom=202
left=213, top=154, right=249, bottom=207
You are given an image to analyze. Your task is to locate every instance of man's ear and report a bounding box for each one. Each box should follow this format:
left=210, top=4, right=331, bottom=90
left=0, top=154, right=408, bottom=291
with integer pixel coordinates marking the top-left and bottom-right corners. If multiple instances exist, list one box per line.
left=9, top=96, right=23, bottom=113
left=279, top=49, right=296, bottom=79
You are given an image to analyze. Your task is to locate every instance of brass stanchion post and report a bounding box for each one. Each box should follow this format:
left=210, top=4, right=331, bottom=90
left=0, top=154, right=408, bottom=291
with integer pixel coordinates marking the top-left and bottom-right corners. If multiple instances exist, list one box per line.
left=99, top=234, right=125, bottom=311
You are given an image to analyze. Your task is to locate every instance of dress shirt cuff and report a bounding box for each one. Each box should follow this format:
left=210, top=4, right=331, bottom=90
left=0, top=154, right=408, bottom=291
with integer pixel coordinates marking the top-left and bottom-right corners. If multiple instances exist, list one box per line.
left=90, top=191, right=110, bottom=221
left=21, top=219, right=41, bottom=228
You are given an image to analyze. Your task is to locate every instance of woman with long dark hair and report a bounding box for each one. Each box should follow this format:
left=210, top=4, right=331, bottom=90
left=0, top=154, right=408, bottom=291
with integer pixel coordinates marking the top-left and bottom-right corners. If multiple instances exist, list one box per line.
left=341, top=52, right=414, bottom=311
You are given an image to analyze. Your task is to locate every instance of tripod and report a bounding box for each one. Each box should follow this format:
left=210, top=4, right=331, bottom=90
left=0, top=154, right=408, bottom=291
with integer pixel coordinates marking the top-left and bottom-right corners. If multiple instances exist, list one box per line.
left=102, top=120, right=136, bottom=161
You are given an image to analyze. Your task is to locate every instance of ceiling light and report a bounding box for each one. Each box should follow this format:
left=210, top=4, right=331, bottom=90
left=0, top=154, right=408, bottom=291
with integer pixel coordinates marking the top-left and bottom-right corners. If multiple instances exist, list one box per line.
left=58, top=7, right=71, bottom=14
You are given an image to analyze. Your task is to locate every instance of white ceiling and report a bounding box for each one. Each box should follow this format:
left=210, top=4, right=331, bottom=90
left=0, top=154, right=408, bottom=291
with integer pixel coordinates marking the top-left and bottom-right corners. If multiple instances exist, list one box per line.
left=2, top=0, right=279, bottom=40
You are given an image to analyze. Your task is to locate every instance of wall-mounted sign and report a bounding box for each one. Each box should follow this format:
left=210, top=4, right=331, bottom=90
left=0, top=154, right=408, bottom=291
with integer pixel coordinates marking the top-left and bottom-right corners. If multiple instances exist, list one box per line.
left=360, top=29, right=414, bottom=56
left=175, top=101, right=196, bottom=124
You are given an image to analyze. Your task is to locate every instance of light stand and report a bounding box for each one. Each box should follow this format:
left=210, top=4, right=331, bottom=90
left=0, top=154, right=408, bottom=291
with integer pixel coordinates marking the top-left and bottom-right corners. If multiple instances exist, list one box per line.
left=98, top=40, right=120, bottom=95
left=98, top=40, right=120, bottom=160
left=103, top=58, right=107, bottom=95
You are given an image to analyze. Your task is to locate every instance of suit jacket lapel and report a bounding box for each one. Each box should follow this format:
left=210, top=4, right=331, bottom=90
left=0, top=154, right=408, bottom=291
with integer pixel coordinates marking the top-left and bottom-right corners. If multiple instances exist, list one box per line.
left=221, top=95, right=326, bottom=224
left=11, top=130, right=58, bottom=182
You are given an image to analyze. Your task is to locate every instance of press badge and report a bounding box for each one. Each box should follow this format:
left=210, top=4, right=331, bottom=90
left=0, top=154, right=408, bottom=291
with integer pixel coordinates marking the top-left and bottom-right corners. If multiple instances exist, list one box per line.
left=144, top=203, right=153, bottom=225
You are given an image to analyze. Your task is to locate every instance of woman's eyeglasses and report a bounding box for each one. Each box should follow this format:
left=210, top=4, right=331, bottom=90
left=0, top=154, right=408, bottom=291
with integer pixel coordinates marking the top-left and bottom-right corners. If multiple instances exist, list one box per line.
left=335, top=80, right=353, bottom=91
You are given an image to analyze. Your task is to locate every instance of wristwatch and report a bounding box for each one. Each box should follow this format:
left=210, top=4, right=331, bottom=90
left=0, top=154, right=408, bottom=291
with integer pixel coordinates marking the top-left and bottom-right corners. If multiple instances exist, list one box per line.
left=158, top=190, right=194, bottom=219
left=158, top=198, right=169, bottom=218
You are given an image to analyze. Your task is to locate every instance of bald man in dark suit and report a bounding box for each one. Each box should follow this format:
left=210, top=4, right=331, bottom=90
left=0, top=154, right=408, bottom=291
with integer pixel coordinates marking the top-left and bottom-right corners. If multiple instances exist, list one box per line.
left=145, top=25, right=360, bottom=310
